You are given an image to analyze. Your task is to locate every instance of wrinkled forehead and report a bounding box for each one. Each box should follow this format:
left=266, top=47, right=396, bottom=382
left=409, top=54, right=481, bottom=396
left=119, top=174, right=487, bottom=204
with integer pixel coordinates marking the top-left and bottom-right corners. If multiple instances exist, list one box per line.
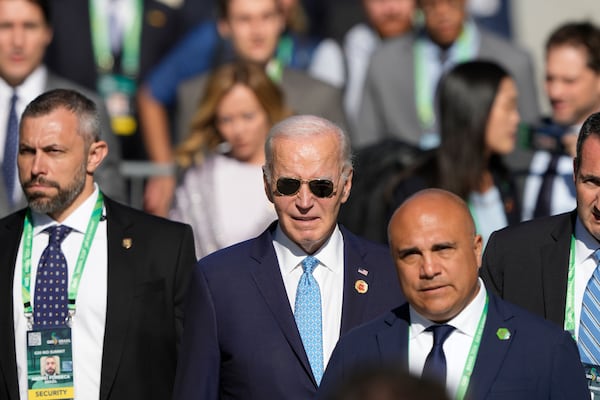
left=271, top=135, right=343, bottom=177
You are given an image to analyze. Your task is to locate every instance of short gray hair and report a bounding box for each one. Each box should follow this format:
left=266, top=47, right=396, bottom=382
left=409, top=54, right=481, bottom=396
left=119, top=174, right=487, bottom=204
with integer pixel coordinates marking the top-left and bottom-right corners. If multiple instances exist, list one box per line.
left=263, top=115, right=353, bottom=181
left=21, top=88, right=101, bottom=147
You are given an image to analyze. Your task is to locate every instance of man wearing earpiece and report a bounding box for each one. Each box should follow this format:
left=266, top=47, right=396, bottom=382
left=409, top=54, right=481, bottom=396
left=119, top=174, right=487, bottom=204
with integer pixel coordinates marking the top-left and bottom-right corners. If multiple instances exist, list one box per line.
left=173, top=115, right=404, bottom=400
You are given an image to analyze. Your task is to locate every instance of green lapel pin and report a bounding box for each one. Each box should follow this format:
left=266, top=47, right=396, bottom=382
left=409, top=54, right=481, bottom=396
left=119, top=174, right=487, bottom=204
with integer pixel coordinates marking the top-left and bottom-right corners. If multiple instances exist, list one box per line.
left=496, top=328, right=511, bottom=340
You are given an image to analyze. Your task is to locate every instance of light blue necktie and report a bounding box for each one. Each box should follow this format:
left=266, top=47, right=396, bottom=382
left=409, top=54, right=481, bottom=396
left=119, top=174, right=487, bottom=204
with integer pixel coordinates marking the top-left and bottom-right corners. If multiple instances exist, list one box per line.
left=579, top=249, right=600, bottom=364
left=2, top=91, right=18, bottom=206
left=294, top=256, right=324, bottom=385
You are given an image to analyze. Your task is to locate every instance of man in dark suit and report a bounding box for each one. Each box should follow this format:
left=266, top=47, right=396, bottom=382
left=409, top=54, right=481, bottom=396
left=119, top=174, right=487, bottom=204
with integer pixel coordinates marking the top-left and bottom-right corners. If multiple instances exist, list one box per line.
left=319, top=188, right=588, bottom=400
left=173, top=115, right=403, bottom=399
left=44, top=0, right=209, bottom=160
left=0, top=89, right=196, bottom=399
left=320, top=189, right=589, bottom=400
left=356, top=0, right=539, bottom=149
left=482, top=112, right=600, bottom=371
left=0, top=0, right=125, bottom=216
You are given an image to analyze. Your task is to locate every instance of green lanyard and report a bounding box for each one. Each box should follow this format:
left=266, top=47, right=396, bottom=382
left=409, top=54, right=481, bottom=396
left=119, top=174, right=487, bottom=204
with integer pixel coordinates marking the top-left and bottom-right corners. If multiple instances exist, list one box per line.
left=21, top=192, right=104, bottom=327
left=455, top=294, right=488, bottom=400
left=411, top=294, right=489, bottom=400
left=414, top=22, right=477, bottom=132
left=89, top=0, right=143, bottom=76
left=564, top=235, right=577, bottom=337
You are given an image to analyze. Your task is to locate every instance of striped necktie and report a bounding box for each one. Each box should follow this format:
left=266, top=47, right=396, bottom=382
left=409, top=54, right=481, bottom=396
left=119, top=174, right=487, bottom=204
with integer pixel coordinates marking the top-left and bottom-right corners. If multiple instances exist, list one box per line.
left=294, top=256, right=324, bottom=385
left=578, top=249, right=600, bottom=364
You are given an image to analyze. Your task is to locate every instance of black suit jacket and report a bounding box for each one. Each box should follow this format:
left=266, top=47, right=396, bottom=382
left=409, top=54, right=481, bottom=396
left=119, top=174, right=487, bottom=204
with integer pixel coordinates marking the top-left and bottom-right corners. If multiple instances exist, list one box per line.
left=45, top=0, right=208, bottom=89
left=0, top=196, right=197, bottom=400
left=173, top=222, right=404, bottom=400
left=480, top=211, right=575, bottom=327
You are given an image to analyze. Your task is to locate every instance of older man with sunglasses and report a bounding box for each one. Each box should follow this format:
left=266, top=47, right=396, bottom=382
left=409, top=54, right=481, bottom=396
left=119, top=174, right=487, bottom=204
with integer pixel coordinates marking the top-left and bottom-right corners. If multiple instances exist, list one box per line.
left=173, top=115, right=404, bottom=400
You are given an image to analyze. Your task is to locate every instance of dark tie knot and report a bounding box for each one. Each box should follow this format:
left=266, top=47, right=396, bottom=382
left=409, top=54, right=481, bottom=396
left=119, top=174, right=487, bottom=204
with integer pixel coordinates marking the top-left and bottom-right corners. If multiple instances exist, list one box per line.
left=44, top=225, right=72, bottom=246
left=427, top=324, right=455, bottom=346
left=301, top=256, right=319, bottom=275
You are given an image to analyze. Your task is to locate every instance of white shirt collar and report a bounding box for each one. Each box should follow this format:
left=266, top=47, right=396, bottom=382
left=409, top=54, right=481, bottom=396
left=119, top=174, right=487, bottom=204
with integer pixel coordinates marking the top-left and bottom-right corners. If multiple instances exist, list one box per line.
left=0, top=65, right=47, bottom=106
left=273, top=223, right=344, bottom=276
left=410, top=278, right=487, bottom=338
left=30, top=184, right=101, bottom=236
left=574, top=216, right=600, bottom=265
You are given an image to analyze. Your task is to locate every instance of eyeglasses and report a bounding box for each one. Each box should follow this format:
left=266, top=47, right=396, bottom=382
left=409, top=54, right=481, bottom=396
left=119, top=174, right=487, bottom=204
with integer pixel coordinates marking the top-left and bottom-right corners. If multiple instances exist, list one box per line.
left=275, top=177, right=337, bottom=198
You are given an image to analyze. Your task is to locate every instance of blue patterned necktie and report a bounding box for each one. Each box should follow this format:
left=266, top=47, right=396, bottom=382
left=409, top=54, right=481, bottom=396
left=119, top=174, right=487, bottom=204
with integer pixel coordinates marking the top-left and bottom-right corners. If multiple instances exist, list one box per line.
left=2, top=91, right=18, bottom=206
left=294, top=256, right=324, bottom=385
left=422, top=324, right=455, bottom=385
left=579, top=249, right=600, bottom=364
left=33, top=225, right=72, bottom=328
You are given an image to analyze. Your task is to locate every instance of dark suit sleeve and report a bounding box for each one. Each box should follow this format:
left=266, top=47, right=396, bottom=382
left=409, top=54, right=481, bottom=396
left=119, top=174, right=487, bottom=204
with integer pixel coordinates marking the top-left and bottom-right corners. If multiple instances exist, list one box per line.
left=173, top=263, right=220, bottom=400
left=549, top=331, right=589, bottom=399
left=174, top=224, right=197, bottom=347
left=480, top=230, right=504, bottom=297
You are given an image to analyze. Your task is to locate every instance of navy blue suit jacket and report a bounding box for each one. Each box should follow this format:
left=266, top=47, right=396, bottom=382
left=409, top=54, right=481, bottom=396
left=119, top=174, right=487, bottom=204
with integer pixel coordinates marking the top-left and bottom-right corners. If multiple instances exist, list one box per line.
left=173, top=222, right=404, bottom=400
left=318, top=291, right=589, bottom=400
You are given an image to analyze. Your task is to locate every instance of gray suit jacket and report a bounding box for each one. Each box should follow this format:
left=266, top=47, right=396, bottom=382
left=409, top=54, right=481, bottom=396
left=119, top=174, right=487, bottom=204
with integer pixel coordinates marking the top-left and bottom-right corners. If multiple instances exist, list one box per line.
left=0, top=72, right=127, bottom=217
left=175, top=68, right=348, bottom=144
left=356, top=26, right=540, bottom=148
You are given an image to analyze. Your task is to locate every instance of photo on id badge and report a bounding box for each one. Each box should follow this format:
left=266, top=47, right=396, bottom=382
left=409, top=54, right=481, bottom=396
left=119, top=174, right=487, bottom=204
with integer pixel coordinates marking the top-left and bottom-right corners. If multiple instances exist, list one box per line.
left=27, top=328, right=74, bottom=399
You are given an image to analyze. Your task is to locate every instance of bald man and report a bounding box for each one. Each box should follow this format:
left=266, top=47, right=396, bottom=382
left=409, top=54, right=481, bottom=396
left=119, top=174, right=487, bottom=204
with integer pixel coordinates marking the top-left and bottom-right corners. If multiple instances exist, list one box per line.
left=318, top=189, right=587, bottom=400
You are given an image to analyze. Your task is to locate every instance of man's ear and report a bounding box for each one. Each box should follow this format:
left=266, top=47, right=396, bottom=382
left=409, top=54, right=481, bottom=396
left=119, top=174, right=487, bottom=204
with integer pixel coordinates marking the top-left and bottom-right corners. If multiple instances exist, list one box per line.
left=86, top=140, right=108, bottom=174
left=263, top=171, right=274, bottom=203
left=340, top=168, right=353, bottom=204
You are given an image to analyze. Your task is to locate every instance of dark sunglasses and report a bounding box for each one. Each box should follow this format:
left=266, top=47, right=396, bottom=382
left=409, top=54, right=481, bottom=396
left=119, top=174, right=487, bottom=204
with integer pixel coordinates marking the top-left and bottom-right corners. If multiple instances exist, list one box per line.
left=275, top=177, right=337, bottom=198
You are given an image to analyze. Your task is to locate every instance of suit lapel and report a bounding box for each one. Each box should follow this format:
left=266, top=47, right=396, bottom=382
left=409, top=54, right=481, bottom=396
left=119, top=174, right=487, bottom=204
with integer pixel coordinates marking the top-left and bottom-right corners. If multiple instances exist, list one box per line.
left=0, top=211, right=26, bottom=400
left=375, top=305, right=410, bottom=368
left=99, top=198, right=136, bottom=400
left=467, top=294, right=515, bottom=399
left=248, top=225, right=316, bottom=386
left=540, top=212, right=574, bottom=326
left=340, top=228, right=374, bottom=334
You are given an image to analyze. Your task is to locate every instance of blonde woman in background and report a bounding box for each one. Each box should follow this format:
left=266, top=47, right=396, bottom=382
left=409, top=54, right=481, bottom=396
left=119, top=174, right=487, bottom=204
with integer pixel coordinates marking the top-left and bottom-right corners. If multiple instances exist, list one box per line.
left=170, top=62, right=291, bottom=257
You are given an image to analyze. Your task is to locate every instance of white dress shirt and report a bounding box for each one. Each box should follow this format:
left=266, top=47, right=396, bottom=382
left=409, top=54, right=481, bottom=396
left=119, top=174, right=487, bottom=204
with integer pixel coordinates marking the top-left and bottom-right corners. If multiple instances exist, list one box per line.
left=13, top=186, right=108, bottom=400
left=573, top=217, right=600, bottom=339
left=93, top=0, right=136, bottom=54
left=409, top=278, right=487, bottom=399
left=273, top=224, right=344, bottom=367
